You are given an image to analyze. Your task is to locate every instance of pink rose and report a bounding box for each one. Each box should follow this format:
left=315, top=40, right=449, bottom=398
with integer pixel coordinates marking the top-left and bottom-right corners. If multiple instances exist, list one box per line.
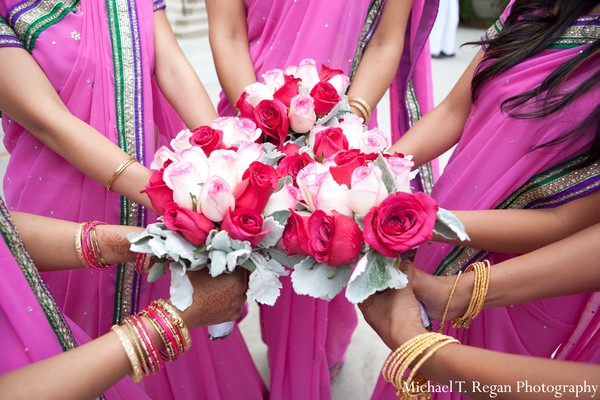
left=221, top=208, right=269, bottom=247
left=294, top=58, right=320, bottom=91
left=329, top=149, right=369, bottom=187
left=307, top=210, right=362, bottom=266
left=242, top=82, right=274, bottom=107
left=310, top=81, right=341, bottom=115
left=313, top=127, right=349, bottom=161
left=276, top=152, right=314, bottom=186
left=318, top=64, right=344, bottom=81
left=169, top=129, right=194, bottom=152
left=348, top=165, right=389, bottom=215
left=141, top=168, right=174, bottom=215
left=163, top=160, right=205, bottom=210
left=281, top=142, right=302, bottom=156
left=234, top=91, right=255, bottom=119
left=262, top=182, right=301, bottom=216
left=363, top=192, right=438, bottom=257
left=281, top=211, right=311, bottom=256
left=150, top=146, right=178, bottom=170
left=385, top=155, right=415, bottom=193
left=261, top=68, right=286, bottom=92
left=190, top=126, right=224, bottom=156
left=358, top=128, right=390, bottom=154
left=319, top=64, right=349, bottom=95
left=254, top=99, right=290, bottom=147
left=210, top=117, right=261, bottom=147
left=198, top=176, right=235, bottom=222
left=234, top=162, right=279, bottom=213
left=338, top=115, right=365, bottom=148
left=296, top=162, right=353, bottom=217
left=163, top=202, right=215, bottom=246
left=288, top=93, right=316, bottom=133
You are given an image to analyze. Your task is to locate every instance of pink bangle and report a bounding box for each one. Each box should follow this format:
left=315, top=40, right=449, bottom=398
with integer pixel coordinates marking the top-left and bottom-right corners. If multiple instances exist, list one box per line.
left=130, top=314, right=164, bottom=373
left=143, top=306, right=181, bottom=361
left=80, top=221, right=109, bottom=270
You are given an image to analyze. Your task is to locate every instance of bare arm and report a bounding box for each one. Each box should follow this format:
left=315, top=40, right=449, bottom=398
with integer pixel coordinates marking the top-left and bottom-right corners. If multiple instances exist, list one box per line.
left=414, top=221, right=600, bottom=321
left=387, top=50, right=483, bottom=166
left=346, top=0, right=413, bottom=121
left=205, top=0, right=257, bottom=107
left=433, top=189, right=600, bottom=254
left=359, top=270, right=600, bottom=400
left=0, top=269, right=247, bottom=400
left=0, top=47, right=153, bottom=210
left=154, top=10, right=217, bottom=128
left=10, top=211, right=142, bottom=271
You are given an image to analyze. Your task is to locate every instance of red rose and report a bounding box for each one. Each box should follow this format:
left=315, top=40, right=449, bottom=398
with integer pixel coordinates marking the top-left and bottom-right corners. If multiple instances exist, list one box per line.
left=329, top=149, right=369, bottom=186
left=281, top=142, right=301, bottom=156
left=141, top=168, right=174, bottom=215
left=281, top=211, right=311, bottom=256
left=273, top=75, right=301, bottom=107
left=276, top=153, right=314, bottom=186
left=313, top=127, right=349, bottom=161
left=307, top=210, right=362, bottom=267
left=318, top=64, right=344, bottom=81
left=221, top=208, right=269, bottom=247
left=310, top=81, right=341, bottom=115
left=234, top=162, right=279, bottom=213
left=254, top=99, right=290, bottom=146
left=163, top=203, right=215, bottom=246
left=363, top=192, right=438, bottom=257
left=190, top=126, right=224, bottom=156
left=234, top=91, right=255, bottom=119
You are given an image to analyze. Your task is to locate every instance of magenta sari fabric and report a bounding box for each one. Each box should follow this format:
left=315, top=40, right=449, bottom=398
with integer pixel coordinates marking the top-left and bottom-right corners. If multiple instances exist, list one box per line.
left=0, top=1, right=266, bottom=399
left=372, top=8, right=600, bottom=400
left=214, top=1, right=437, bottom=399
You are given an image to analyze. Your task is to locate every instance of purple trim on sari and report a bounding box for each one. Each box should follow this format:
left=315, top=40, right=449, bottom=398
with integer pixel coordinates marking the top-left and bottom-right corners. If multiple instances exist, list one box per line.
left=532, top=175, right=600, bottom=209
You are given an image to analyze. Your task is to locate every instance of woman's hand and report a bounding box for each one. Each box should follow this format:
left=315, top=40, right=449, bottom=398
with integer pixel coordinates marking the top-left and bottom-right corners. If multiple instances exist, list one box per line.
left=358, top=262, right=427, bottom=349
left=412, top=268, right=472, bottom=321
left=179, top=269, right=248, bottom=328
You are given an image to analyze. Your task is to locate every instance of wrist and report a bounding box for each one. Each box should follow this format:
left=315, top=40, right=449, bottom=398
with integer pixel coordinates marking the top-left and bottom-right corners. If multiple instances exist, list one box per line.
left=390, top=324, right=428, bottom=348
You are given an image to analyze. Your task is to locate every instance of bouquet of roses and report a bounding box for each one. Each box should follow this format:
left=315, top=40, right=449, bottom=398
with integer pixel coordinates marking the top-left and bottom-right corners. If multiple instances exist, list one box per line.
left=234, top=58, right=356, bottom=148
left=267, top=148, right=469, bottom=304
left=128, top=120, right=299, bottom=338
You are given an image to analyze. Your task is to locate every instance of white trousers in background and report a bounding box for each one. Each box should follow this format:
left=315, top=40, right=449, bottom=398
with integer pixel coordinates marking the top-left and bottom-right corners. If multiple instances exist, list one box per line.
left=430, top=0, right=459, bottom=56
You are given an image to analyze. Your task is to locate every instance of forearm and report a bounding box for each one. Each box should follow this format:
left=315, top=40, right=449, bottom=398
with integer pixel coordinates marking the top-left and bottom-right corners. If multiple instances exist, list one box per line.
left=0, top=317, right=164, bottom=400
left=154, top=11, right=217, bottom=128
left=11, top=212, right=142, bottom=271
left=419, top=344, right=600, bottom=400
left=346, top=0, right=412, bottom=121
left=0, top=48, right=153, bottom=209
left=387, top=50, right=482, bottom=165
left=206, top=0, right=256, bottom=107
left=435, top=190, right=600, bottom=253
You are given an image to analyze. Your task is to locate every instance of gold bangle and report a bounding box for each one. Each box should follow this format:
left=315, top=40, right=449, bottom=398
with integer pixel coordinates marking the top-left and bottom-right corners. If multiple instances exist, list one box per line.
left=123, top=319, right=152, bottom=375
left=438, top=271, right=462, bottom=333
left=348, top=96, right=372, bottom=122
left=111, top=324, right=143, bottom=383
left=107, top=156, right=136, bottom=192
left=158, top=300, right=192, bottom=351
left=74, top=222, right=88, bottom=268
left=452, top=260, right=491, bottom=328
left=90, top=225, right=109, bottom=268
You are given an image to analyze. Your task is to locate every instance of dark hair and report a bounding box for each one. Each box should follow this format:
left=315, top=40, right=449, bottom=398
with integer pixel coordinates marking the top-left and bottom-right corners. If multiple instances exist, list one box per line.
left=469, top=1, right=600, bottom=166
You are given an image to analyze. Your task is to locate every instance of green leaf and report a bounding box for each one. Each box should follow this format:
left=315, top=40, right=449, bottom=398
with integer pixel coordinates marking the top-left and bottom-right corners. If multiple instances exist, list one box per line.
left=373, top=154, right=398, bottom=194
left=434, top=208, right=471, bottom=241
left=291, top=259, right=351, bottom=300
left=345, top=253, right=408, bottom=304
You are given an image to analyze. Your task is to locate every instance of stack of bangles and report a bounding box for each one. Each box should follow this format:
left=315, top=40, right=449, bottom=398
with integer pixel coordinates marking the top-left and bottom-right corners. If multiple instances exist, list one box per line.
left=450, top=259, right=491, bottom=329
left=348, top=96, right=372, bottom=122
left=107, top=156, right=137, bottom=192
left=75, top=221, right=109, bottom=270
left=111, top=299, right=192, bottom=383
left=382, top=332, right=460, bottom=400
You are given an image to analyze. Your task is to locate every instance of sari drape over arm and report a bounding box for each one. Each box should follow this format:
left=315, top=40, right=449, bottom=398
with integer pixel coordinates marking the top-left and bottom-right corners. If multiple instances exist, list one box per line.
left=0, top=1, right=266, bottom=399
left=372, top=8, right=600, bottom=400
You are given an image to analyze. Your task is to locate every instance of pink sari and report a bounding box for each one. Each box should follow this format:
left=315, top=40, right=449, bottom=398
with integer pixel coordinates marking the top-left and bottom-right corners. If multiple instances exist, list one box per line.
left=372, top=7, right=600, bottom=400
left=0, top=1, right=266, bottom=399
left=0, top=198, right=148, bottom=399
left=215, top=1, right=437, bottom=399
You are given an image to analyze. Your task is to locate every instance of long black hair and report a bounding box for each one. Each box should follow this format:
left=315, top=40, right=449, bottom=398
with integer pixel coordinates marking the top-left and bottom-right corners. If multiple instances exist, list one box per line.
left=470, top=1, right=600, bottom=166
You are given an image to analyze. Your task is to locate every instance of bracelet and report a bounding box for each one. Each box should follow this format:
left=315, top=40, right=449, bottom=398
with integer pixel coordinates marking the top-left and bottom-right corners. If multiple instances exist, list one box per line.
left=74, top=222, right=88, bottom=268
left=107, top=156, right=137, bottom=192
left=437, top=271, right=462, bottom=333
left=451, top=260, right=491, bottom=328
left=111, top=324, right=143, bottom=383
left=135, top=253, right=155, bottom=275
left=382, top=332, right=460, bottom=399
left=348, top=96, right=372, bottom=122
